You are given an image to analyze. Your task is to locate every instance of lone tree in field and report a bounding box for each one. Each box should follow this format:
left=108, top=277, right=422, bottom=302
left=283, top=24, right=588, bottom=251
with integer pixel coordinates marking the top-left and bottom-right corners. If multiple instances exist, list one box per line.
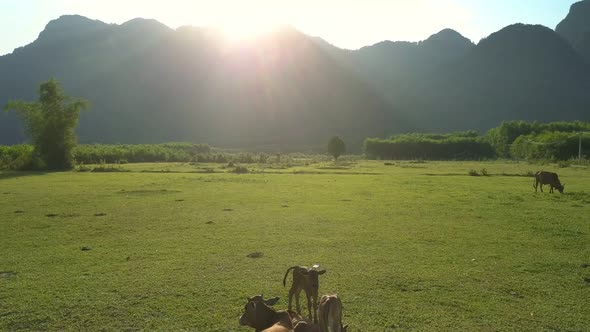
left=4, top=79, right=88, bottom=170
left=328, top=136, right=346, bottom=161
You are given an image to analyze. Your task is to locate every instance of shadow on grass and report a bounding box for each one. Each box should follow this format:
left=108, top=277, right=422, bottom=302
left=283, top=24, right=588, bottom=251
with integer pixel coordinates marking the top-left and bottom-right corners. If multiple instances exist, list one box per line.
left=424, top=172, right=533, bottom=177
left=564, top=191, right=590, bottom=202
left=0, top=171, right=50, bottom=180
left=293, top=170, right=382, bottom=175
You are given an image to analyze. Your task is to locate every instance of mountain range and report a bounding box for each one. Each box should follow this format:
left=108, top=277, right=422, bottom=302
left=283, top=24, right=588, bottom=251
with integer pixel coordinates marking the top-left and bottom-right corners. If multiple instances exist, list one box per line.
left=1, top=0, right=590, bottom=150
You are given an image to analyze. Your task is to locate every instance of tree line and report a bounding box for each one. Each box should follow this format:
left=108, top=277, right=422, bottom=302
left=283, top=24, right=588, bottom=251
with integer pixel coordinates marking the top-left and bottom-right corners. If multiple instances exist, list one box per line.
left=365, top=122, right=590, bottom=161
left=2, top=79, right=589, bottom=170
left=364, top=131, right=495, bottom=160
left=0, top=144, right=303, bottom=170
left=485, top=120, right=590, bottom=158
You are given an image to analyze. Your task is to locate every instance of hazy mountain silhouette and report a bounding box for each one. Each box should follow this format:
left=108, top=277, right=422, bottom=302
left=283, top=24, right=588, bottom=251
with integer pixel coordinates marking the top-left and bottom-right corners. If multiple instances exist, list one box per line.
left=413, top=23, right=590, bottom=132
left=556, top=0, right=590, bottom=62
left=2, top=3, right=590, bottom=148
left=0, top=15, right=400, bottom=148
left=341, top=28, right=475, bottom=128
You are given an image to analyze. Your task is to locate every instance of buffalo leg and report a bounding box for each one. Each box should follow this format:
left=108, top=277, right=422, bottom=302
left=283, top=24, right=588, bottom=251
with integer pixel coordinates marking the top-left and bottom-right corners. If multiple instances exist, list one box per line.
left=295, top=289, right=302, bottom=314
left=312, top=295, right=318, bottom=323
left=288, top=287, right=295, bottom=312
left=306, top=294, right=313, bottom=322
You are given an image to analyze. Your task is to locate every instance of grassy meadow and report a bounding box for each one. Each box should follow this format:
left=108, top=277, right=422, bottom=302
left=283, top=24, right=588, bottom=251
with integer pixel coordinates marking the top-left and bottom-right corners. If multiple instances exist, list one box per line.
left=1, top=160, right=589, bottom=331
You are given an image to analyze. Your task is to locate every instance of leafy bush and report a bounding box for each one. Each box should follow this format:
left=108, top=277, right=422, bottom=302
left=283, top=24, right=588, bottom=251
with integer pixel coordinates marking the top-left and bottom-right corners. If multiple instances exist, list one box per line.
left=468, top=169, right=480, bottom=176
left=90, top=165, right=130, bottom=172
left=72, top=143, right=211, bottom=164
left=233, top=166, right=249, bottom=174
left=0, top=145, right=44, bottom=170
left=77, top=165, right=92, bottom=172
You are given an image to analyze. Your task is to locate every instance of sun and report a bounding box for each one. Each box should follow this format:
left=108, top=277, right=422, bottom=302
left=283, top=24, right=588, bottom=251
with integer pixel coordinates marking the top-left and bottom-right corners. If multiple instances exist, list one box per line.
left=217, top=17, right=279, bottom=42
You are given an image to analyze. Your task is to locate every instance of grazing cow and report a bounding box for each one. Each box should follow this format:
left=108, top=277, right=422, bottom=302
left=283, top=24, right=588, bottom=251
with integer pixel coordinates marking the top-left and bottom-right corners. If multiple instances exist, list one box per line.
left=533, top=171, right=565, bottom=193
left=239, top=295, right=294, bottom=332
left=283, top=265, right=326, bottom=323
left=318, top=295, right=348, bottom=332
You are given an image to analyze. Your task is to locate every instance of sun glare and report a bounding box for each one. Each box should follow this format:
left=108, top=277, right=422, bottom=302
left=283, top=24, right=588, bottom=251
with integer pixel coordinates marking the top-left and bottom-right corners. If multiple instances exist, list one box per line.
left=217, top=17, right=279, bottom=42
left=220, top=22, right=276, bottom=41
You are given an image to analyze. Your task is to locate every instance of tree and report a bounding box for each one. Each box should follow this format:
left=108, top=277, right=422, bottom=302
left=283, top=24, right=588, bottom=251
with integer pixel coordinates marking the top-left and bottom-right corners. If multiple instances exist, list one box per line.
left=328, top=136, right=346, bottom=161
left=4, top=79, right=88, bottom=170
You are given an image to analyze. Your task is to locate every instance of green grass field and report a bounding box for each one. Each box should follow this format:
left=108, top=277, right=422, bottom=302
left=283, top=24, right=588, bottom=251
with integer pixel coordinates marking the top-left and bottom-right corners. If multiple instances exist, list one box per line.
left=1, top=161, right=589, bottom=331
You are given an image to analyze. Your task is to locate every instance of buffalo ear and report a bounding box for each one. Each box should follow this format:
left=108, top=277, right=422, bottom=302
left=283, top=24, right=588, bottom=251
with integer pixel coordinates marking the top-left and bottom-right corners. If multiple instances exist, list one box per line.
left=248, top=294, right=263, bottom=302
left=318, top=270, right=327, bottom=275
left=265, top=297, right=280, bottom=306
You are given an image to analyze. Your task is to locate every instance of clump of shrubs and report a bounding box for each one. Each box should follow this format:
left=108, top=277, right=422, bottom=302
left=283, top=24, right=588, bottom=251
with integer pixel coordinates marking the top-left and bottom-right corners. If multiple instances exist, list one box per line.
left=0, top=145, right=45, bottom=170
left=468, top=168, right=490, bottom=176
left=77, top=165, right=92, bottom=172
left=77, top=164, right=129, bottom=172
left=91, top=165, right=129, bottom=172
left=233, top=166, right=249, bottom=174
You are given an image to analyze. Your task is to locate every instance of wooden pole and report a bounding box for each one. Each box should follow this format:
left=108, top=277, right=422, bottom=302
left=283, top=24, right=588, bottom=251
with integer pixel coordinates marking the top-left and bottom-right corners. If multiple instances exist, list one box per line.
left=578, top=132, right=582, bottom=165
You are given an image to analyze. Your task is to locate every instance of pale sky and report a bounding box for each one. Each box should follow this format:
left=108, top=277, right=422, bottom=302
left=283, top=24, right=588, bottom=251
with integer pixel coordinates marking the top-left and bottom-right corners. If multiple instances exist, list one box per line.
left=0, top=0, right=579, bottom=55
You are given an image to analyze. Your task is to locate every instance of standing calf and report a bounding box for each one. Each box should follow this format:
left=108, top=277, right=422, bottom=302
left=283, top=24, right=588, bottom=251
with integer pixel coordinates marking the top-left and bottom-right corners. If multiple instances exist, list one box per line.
left=318, top=294, right=348, bottom=332
left=283, top=265, right=326, bottom=323
left=533, top=171, right=565, bottom=193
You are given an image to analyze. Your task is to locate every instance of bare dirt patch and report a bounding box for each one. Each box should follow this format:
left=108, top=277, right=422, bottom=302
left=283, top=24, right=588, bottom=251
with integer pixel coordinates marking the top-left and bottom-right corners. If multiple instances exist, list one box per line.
left=246, top=252, right=263, bottom=258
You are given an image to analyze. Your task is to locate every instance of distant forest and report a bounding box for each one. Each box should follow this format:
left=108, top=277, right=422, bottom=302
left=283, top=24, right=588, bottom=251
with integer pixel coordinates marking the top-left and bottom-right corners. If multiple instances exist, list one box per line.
left=1, top=121, right=588, bottom=170
left=365, top=121, right=590, bottom=161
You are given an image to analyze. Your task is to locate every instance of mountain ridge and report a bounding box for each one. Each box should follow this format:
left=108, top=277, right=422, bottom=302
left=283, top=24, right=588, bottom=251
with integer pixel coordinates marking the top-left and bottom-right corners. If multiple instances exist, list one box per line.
left=2, top=5, right=590, bottom=148
left=556, top=0, right=590, bottom=62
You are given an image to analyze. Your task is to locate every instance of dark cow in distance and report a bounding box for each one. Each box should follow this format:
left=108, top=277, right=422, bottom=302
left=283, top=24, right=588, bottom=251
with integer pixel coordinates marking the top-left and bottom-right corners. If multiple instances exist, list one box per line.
left=533, top=171, right=565, bottom=193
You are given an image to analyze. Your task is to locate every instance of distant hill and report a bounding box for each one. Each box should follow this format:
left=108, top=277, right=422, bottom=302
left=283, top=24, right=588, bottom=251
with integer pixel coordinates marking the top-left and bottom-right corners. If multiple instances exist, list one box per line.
left=0, top=16, right=400, bottom=149
left=343, top=28, right=476, bottom=130
left=2, top=1, right=590, bottom=149
left=416, top=23, right=590, bottom=131
left=556, top=0, right=590, bottom=62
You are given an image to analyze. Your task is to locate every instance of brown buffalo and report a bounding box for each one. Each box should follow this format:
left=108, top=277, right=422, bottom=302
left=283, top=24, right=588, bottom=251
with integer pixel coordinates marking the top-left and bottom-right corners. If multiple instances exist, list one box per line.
left=533, top=171, right=565, bottom=193
left=239, top=295, right=294, bottom=332
left=318, top=294, right=348, bottom=332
